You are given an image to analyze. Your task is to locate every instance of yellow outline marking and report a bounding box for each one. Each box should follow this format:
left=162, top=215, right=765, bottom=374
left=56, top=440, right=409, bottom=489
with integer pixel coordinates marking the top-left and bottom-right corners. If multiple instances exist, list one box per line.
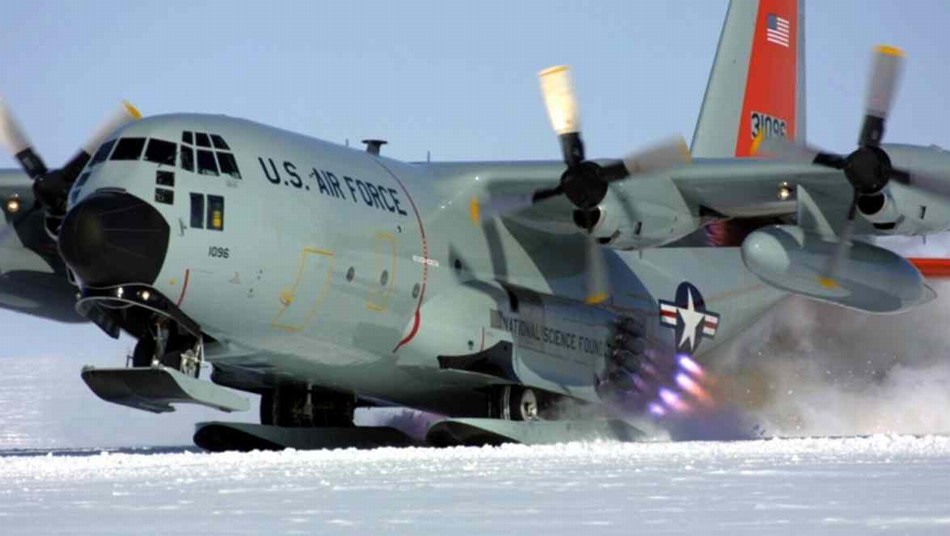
left=366, top=232, right=397, bottom=313
left=469, top=197, right=481, bottom=224
left=586, top=292, right=608, bottom=305
left=272, top=247, right=335, bottom=332
left=818, top=276, right=839, bottom=289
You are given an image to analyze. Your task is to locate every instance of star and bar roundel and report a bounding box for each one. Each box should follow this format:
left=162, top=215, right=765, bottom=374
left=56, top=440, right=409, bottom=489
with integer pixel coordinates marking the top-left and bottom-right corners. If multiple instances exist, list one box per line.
left=658, top=282, right=720, bottom=354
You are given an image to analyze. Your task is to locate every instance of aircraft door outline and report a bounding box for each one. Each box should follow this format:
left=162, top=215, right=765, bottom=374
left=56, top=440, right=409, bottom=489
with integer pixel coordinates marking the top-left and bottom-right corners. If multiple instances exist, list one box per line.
left=272, top=247, right=335, bottom=332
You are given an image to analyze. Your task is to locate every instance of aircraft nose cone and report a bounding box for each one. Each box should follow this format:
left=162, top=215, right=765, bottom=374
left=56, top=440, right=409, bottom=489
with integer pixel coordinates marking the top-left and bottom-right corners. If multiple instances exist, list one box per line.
left=58, top=192, right=170, bottom=287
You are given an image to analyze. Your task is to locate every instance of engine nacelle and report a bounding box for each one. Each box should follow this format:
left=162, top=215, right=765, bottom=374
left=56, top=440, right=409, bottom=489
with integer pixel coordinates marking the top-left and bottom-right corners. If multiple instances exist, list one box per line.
left=741, top=224, right=934, bottom=313
left=856, top=190, right=899, bottom=225
left=860, top=144, right=950, bottom=235
left=856, top=185, right=950, bottom=235
left=588, top=179, right=700, bottom=250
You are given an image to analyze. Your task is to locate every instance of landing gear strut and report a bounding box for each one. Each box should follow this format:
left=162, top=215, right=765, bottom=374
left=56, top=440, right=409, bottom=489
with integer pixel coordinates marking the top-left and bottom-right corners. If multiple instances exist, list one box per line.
left=259, top=384, right=355, bottom=428
left=130, top=318, right=202, bottom=378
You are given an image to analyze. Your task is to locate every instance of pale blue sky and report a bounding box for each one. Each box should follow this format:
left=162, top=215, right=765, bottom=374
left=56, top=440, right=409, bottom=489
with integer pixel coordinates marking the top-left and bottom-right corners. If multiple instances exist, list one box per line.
left=0, top=1, right=948, bottom=409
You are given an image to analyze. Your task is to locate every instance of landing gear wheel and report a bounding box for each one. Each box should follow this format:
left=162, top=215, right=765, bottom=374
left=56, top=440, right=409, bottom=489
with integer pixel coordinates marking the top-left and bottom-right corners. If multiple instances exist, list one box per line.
left=260, top=391, right=276, bottom=426
left=494, top=386, right=544, bottom=421
left=259, top=386, right=355, bottom=428
left=160, top=351, right=182, bottom=371
left=131, top=337, right=156, bottom=367
left=515, top=387, right=540, bottom=421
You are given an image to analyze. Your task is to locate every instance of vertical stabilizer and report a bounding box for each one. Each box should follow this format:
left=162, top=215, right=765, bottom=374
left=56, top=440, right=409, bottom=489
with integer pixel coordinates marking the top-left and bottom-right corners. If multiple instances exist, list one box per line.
left=691, top=0, right=805, bottom=158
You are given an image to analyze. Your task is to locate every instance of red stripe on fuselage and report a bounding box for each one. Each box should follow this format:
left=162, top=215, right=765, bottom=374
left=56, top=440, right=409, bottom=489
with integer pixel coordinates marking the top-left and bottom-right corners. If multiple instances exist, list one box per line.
left=373, top=162, right=428, bottom=352
left=176, top=269, right=191, bottom=307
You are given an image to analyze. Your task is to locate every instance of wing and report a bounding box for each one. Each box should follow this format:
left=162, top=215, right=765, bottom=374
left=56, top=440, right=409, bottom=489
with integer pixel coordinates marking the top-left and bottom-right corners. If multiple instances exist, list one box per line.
left=0, top=168, right=82, bottom=323
left=431, top=158, right=858, bottom=239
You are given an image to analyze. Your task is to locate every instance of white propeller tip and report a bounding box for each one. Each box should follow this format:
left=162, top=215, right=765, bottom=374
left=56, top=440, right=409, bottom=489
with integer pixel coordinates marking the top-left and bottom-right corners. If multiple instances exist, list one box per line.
left=0, top=99, right=32, bottom=155
left=538, top=65, right=580, bottom=135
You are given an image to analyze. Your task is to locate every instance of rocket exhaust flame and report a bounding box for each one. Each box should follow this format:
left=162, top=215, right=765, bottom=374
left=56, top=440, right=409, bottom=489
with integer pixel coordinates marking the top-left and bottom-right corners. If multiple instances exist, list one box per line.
left=675, top=373, right=712, bottom=405
left=658, top=388, right=689, bottom=413
left=678, top=354, right=704, bottom=378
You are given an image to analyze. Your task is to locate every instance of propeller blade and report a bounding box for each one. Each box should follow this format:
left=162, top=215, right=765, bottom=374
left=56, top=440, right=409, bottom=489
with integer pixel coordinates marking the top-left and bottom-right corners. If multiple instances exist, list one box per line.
left=752, top=134, right=850, bottom=171
left=818, top=190, right=859, bottom=289
left=585, top=231, right=609, bottom=305
left=539, top=65, right=584, bottom=166
left=469, top=186, right=563, bottom=223
left=891, top=167, right=950, bottom=201
left=617, top=135, right=691, bottom=178
left=60, top=101, right=142, bottom=183
left=79, top=101, right=142, bottom=156
left=859, top=45, right=904, bottom=147
left=0, top=99, right=47, bottom=180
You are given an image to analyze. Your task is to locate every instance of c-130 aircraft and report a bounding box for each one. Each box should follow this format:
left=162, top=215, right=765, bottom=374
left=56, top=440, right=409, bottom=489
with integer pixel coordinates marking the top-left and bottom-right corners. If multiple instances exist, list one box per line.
left=1, top=0, right=949, bottom=450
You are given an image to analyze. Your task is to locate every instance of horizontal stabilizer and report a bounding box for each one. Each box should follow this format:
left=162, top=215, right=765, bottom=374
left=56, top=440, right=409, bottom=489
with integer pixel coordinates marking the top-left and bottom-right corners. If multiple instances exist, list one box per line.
left=81, top=366, right=250, bottom=413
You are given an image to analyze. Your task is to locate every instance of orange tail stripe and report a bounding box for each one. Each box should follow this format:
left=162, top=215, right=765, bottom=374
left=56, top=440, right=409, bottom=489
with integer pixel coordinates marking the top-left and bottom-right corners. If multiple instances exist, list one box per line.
left=908, top=258, right=950, bottom=278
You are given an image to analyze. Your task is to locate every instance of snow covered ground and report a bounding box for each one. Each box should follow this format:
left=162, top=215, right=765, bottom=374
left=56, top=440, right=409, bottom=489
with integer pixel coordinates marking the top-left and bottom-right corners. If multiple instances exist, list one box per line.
left=2, top=270, right=950, bottom=534
left=2, top=436, right=950, bottom=535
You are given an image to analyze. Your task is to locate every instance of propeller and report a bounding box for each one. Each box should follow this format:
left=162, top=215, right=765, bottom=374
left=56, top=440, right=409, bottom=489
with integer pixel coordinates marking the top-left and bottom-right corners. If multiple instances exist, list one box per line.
left=470, top=65, right=691, bottom=304
left=753, top=45, right=933, bottom=288
left=0, top=99, right=141, bottom=218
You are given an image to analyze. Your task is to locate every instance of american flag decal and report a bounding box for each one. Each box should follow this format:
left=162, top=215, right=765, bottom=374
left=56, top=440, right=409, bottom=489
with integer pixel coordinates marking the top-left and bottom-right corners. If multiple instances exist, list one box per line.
left=766, top=14, right=790, bottom=48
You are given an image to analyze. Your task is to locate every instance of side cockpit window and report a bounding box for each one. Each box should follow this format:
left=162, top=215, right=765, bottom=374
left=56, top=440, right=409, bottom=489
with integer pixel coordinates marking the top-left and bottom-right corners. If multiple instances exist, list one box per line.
left=110, top=137, right=146, bottom=160
left=144, top=139, right=176, bottom=166
left=189, top=193, right=224, bottom=231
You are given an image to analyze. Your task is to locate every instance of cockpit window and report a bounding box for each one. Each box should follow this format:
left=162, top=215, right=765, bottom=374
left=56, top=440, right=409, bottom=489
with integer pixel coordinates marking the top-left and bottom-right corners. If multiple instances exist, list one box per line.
left=195, top=133, right=211, bottom=147
left=110, top=137, right=146, bottom=161
left=180, top=145, right=194, bottom=172
left=216, top=152, right=241, bottom=179
left=178, top=131, right=237, bottom=176
left=90, top=139, right=116, bottom=166
left=210, top=134, right=230, bottom=150
left=144, top=139, right=177, bottom=166
left=197, top=149, right=219, bottom=176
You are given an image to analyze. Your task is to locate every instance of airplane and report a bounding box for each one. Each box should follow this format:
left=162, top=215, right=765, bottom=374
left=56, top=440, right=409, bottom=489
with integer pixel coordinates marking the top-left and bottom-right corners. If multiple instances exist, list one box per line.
left=1, top=0, right=949, bottom=450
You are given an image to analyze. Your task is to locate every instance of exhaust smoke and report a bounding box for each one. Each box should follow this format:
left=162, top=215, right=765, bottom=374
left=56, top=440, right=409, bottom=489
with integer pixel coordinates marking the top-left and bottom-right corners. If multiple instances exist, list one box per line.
left=707, top=277, right=950, bottom=437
